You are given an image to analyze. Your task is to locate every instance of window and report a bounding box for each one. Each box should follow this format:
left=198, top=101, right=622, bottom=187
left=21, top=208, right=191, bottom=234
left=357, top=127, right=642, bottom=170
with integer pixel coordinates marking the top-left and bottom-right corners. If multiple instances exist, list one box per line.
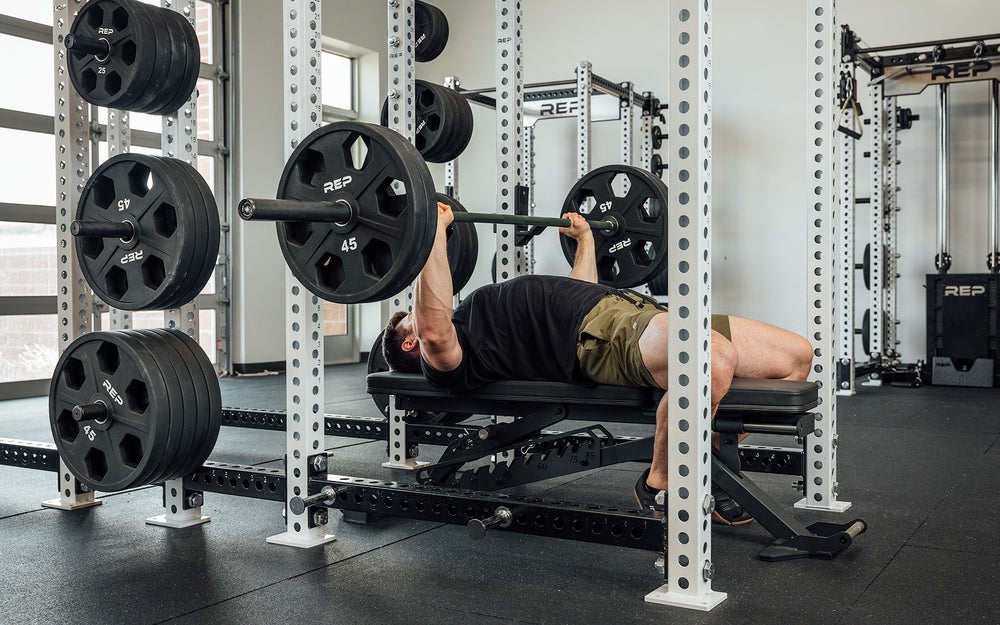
left=321, top=47, right=358, bottom=120
left=0, top=1, right=229, bottom=398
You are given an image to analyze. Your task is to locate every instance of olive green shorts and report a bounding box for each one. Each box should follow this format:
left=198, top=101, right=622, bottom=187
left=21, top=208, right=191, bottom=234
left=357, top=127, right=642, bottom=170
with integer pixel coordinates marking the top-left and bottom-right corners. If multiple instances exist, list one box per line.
left=574, top=293, right=731, bottom=388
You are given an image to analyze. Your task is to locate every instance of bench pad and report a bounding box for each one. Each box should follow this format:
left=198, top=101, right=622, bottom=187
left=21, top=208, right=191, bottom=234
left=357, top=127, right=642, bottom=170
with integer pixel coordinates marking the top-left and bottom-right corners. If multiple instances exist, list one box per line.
left=366, top=373, right=818, bottom=413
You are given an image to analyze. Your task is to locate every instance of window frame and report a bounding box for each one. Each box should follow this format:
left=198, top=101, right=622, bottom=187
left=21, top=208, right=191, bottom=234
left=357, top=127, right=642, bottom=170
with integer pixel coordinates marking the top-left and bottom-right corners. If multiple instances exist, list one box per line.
left=321, top=37, right=361, bottom=122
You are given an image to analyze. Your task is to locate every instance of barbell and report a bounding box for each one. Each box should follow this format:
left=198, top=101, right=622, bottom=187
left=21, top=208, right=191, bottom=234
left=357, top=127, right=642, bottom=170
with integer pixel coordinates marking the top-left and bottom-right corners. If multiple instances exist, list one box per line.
left=238, top=121, right=671, bottom=304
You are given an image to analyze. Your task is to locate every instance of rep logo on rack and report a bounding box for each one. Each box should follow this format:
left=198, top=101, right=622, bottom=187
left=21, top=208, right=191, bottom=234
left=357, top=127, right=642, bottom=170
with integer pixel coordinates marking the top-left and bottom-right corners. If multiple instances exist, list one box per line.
left=930, top=61, right=993, bottom=81
left=944, top=285, right=986, bottom=296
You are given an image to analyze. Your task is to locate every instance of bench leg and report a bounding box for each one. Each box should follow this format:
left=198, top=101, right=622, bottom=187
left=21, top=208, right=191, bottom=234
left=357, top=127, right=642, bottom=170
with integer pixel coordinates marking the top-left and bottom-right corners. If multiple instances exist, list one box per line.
left=711, top=458, right=866, bottom=561
left=382, top=398, right=428, bottom=470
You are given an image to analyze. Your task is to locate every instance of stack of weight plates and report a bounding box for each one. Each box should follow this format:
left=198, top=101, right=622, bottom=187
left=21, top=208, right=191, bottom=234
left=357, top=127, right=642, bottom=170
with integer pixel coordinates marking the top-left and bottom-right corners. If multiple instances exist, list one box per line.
left=381, top=80, right=474, bottom=163
left=414, top=1, right=449, bottom=62
left=66, top=0, right=200, bottom=114
left=49, top=329, right=221, bottom=492
left=74, top=153, right=220, bottom=311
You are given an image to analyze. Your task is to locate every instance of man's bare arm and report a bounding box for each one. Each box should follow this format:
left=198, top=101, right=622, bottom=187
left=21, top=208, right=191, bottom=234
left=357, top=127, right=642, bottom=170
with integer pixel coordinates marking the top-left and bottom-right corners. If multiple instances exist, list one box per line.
left=414, top=202, right=463, bottom=371
left=560, top=212, right=598, bottom=283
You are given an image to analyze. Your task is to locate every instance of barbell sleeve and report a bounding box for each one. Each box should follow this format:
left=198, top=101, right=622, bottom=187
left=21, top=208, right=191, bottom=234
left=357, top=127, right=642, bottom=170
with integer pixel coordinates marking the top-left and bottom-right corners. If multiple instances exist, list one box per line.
left=64, top=34, right=112, bottom=59
left=238, top=197, right=617, bottom=231
left=70, top=220, right=135, bottom=239
left=238, top=198, right=352, bottom=223
left=72, top=401, right=110, bottom=424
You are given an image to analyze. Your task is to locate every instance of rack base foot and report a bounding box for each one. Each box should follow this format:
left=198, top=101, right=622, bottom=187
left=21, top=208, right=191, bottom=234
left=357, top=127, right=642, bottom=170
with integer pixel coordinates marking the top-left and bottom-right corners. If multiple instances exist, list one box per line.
left=146, top=513, right=211, bottom=528
left=794, top=498, right=852, bottom=512
left=644, top=586, right=726, bottom=611
left=41, top=497, right=103, bottom=511
left=266, top=531, right=336, bottom=548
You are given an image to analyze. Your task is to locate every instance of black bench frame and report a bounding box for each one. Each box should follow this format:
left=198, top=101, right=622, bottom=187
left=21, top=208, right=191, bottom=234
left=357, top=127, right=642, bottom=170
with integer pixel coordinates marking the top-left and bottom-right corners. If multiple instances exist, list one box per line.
left=365, top=373, right=866, bottom=561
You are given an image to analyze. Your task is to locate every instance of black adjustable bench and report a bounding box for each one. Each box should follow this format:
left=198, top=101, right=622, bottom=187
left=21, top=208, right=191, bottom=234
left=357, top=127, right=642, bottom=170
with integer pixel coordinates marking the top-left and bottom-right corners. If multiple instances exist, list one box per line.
left=366, top=372, right=866, bottom=560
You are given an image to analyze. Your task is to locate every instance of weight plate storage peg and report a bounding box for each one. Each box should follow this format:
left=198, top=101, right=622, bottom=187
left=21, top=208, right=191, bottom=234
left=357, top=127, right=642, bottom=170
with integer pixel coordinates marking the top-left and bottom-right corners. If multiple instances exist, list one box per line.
left=72, top=153, right=220, bottom=311
left=559, top=165, right=671, bottom=289
left=270, top=122, right=438, bottom=304
left=48, top=329, right=221, bottom=492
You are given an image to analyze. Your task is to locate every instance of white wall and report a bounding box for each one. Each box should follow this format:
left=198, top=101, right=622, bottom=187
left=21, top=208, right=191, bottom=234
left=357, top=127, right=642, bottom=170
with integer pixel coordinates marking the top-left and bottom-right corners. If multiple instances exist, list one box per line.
left=233, top=1, right=1000, bottom=366
left=231, top=0, right=390, bottom=368
left=416, top=0, right=1000, bottom=361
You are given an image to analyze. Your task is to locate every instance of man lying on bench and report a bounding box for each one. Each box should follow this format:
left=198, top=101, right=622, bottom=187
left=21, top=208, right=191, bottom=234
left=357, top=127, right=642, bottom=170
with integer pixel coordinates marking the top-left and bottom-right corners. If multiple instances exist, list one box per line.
left=381, top=199, right=814, bottom=526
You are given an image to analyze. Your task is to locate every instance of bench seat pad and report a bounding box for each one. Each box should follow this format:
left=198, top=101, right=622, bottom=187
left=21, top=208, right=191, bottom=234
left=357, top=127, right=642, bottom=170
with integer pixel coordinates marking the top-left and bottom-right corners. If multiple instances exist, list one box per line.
left=366, top=373, right=817, bottom=413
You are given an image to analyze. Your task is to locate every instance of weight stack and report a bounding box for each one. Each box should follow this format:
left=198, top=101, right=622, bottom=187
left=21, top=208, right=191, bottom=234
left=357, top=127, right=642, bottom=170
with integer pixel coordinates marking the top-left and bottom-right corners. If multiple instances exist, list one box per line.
left=925, top=274, right=999, bottom=387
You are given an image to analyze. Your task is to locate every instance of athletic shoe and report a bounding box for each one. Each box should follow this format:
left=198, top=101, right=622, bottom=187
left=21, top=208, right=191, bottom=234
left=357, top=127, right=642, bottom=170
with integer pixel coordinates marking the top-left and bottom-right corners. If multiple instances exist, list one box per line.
left=633, top=468, right=665, bottom=513
left=712, top=484, right=753, bottom=525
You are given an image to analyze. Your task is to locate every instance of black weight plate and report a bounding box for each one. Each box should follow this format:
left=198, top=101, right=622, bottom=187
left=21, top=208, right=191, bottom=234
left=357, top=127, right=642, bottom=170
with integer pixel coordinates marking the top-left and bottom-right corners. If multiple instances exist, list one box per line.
left=49, top=331, right=172, bottom=491
left=66, top=0, right=158, bottom=110
left=142, top=328, right=212, bottom=480
left=124, top=3, right=174, bottom=113
left=366, top=330, right=392, bottom=417
left=861, top=308, right=871, bottom=357
left=425, top=83, right=473, bottom=163
left=381, top=81, right=473, bottom=164
left=158, top=328, right=221, bottom=472
left=144, top=8, right=191, bottom=115
left=275, top=122, right=437, bottom=304
left=862, top=243, right=871, bottom=291
left=436, top=193, right=478, bottom=293
left=414, top=1, right=449, bottom=62
left=381, top=81, right=448, bottom=160
left=149, top=8, right=201, bottom=116
left=433, top=84, right=474, bottom=163
left=132, top=329, right=198, bottom=483
left=125, top=330, right=195, bottom=484
left=75, top=154, right=199, bottom=310
left=560, top=165, right=671, bottom=289
left=650, top=154, right=665, bottom=179
left=647, top=267, right=668, bottom=296
left=157, top=157, right=220, bottom=308
left=652, top=126, right=665, bottom=149
left=175, top=162, right=221, bottom=307
left=142, top=156, right=206, bottom=310
left=379, top=124, right=441, bottom=294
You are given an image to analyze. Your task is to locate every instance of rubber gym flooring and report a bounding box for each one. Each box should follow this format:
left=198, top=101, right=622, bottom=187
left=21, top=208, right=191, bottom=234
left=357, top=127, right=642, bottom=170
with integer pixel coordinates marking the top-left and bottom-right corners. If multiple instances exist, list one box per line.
left=0, top=362, right=997, bottom=625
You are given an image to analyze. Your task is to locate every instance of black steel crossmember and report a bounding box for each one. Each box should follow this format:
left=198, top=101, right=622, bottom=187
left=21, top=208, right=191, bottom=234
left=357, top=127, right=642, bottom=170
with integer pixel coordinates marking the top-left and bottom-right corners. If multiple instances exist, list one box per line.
left=223, top=407, right=472, bottom=446
left=313, top=475, right=665, bottom=551
left=439, top=428, right=654, bottom=491
left=0, top=439, right=60, bottom=472
left=183, top=461, right=286, bottom=502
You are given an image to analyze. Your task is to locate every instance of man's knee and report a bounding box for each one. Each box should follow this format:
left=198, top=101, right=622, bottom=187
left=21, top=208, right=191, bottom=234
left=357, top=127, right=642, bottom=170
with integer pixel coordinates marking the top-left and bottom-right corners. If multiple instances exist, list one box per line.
left=788, top=334, right=814, bottom=381
left=712, top=334, right=737, bottom=401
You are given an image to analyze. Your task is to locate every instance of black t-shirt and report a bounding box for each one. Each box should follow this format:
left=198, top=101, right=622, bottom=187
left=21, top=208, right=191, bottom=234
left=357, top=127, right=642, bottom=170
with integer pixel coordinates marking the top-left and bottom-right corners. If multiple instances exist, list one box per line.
left=421, top=275, right=611, bottom=390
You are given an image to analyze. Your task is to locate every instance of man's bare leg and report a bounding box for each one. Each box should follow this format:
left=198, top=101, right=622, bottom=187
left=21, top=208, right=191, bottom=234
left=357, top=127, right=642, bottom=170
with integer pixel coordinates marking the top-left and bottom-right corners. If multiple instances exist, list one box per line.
left=638, top=312, right=738, bottom=492
left=728, top=316, right=813, bottom=381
